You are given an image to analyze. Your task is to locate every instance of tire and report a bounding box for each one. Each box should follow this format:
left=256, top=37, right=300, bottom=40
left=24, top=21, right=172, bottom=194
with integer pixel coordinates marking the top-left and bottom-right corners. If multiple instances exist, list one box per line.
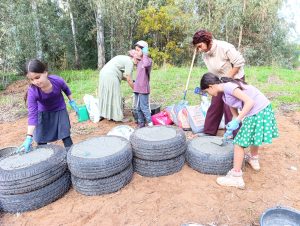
left=0, top=164, right=67, bottom=195
left=186, top=137, right=234, bottom=175
left=67, top=136, right=132, bottom=179
left=72, top=164, right=133, bottom=196
left=0, top=144, right=67, bottom=194
left=0, top=147, right=17, bottom=159
left=0, top=172, right=71, bottom=213
left=133, top=154, right=185, bottom=177
left=130, top=126, right=186, bottom=160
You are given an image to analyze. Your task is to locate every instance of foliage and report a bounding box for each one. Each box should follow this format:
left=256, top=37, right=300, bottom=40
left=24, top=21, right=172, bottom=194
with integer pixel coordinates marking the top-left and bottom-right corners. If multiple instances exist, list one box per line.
left=0, top=0, right=299, bottom=75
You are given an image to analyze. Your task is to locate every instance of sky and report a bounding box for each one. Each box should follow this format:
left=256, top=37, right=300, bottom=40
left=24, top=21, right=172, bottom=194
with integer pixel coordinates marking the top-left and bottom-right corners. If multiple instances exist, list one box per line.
left=279, top=0, right=300, bottom=43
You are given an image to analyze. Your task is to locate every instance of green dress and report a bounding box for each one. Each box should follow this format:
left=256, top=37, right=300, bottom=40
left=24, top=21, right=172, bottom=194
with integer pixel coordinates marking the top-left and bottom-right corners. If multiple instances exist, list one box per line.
left=98, top=55, right=134, bottom=121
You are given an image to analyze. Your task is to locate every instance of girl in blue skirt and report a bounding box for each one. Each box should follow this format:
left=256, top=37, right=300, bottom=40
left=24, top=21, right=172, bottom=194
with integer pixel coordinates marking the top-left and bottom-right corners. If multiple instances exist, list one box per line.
left=19, top=59, right=79, bottom=152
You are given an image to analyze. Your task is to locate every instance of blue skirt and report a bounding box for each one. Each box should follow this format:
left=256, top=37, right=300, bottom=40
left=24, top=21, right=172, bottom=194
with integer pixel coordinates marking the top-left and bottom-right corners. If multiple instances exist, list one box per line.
left=34, top=109, right=71, bottom=143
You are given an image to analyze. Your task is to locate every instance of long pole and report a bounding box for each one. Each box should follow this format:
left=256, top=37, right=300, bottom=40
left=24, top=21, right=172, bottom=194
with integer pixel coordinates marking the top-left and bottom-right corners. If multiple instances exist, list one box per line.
left=183, top=48, right=197, bottom=100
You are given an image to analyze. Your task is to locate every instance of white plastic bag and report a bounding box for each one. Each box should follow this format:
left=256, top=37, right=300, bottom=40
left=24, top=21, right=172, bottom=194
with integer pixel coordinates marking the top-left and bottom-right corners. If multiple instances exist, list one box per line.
left=83, top=94, right=101, bottom=123
left=107, top=125, right=134, bottom=140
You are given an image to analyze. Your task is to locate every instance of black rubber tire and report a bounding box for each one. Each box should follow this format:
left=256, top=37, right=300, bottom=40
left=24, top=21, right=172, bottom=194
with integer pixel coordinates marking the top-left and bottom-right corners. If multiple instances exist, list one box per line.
left=0, top=145, right=67, bottom=194
left=130, top=126, right=186, bottom=160
left=67, top=136, right=132, bottom=179
left=133, top=154, right=185, bottom=177
left=0, top=172, right=71, bottom=213
left=71, top=164, right=133, bottom=196
left=186, top=137, right=234, bottom=175
left=0, top=163, right=67, bottom=195
left=0, top=147, right=17, bottom=159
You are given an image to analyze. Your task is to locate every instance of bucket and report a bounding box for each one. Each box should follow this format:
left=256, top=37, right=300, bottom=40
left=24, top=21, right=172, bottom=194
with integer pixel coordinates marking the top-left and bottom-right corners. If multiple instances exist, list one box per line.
left=132, top=103, right=161, bottom=123
left=77, top=105, right=89, bottom=122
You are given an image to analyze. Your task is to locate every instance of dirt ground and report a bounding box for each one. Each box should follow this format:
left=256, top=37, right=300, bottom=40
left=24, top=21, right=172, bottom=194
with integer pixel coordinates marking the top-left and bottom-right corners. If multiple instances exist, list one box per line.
left=0, top=82, right=300, bottom=226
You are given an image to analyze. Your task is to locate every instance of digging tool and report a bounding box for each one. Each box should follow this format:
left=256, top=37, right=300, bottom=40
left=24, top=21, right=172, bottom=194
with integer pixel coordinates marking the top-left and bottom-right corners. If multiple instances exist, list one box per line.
left=183, top=48, right=197, bottom=100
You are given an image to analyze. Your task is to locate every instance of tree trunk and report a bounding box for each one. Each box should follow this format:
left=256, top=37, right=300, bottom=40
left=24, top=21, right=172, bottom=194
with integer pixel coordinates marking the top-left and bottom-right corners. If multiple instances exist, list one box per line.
left=238, top=0, right=246, bottom=50
left=31, top=0, right=43, bottom=60
left=95, top=2, right=105, bottom=69
left=66, top=0, right=80, bottom=69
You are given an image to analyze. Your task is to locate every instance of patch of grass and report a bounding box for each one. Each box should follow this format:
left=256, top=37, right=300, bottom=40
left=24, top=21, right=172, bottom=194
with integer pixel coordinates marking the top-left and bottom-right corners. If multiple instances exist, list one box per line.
left=0, top=73, right=23, bottom=91
left=57, top=66, right=300, bottom=112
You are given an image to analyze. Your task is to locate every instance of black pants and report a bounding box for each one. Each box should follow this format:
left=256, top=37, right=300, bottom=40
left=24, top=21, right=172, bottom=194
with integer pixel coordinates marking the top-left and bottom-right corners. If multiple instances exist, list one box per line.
left=38, top=136, right=73, bottom=148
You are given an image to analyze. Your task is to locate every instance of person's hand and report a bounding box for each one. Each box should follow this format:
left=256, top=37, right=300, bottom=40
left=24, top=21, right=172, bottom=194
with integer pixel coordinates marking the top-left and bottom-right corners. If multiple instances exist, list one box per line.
left=223, top=130, right=233, bottom=141
left=226, top=118, right=240, bottom=131
left=18, top=135, right=33, bottom=153
left=69, top=100, right=79, bottom=113
left=142, top=46, right=148, bottom=55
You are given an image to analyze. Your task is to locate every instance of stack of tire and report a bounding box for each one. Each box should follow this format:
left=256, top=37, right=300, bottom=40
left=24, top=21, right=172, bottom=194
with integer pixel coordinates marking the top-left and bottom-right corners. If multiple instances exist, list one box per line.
left=0, top=145, right=70, bottom=213
left=67, top=136, right=133, bottom=196
left=186, top=136, right=234, bottom=175
left=130, top=126, right=186, bottom=177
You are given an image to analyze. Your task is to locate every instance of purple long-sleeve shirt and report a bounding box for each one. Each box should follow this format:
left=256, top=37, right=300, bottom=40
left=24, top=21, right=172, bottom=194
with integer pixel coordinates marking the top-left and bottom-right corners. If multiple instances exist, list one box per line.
left=27, top=75, right=71, bottom=125
left=133, top=55, right=152, bottom=94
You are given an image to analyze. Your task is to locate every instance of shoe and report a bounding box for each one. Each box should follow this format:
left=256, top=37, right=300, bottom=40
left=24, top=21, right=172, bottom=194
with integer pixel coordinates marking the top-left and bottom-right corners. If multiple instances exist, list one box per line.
left=216, top=169, right=245, bottom=189
left=147, top=122, right=153, bottom=127
left=245, top=154, right=260, bottom=171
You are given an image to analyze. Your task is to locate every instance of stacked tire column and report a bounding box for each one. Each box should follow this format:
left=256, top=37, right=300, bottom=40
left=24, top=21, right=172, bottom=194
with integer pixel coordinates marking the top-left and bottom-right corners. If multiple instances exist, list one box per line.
left=67, top=136, right=133, bottom=196
left=130, top=126, right=186, bottom=177
left=0, top=145, right=70, bottom=213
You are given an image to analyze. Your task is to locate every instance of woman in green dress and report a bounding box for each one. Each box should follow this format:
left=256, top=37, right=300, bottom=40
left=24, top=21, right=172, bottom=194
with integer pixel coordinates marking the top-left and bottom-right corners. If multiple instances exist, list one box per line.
left=98, top=52, right=139, bottom=121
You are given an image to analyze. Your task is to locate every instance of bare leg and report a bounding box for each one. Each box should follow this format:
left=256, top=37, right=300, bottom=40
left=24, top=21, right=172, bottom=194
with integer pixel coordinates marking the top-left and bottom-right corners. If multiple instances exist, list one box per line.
left=246, top=145, right=260, bottom=171
left=249, top=145, right=259, bottom=156
left=233, top=145, right=245, bottom=171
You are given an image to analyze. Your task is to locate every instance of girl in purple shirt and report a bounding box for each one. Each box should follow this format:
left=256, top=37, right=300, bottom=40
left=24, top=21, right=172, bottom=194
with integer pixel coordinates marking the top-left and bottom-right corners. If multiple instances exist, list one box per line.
left=200, top=72, right=279, bottom=188
left=19, top=59, right=79, bottom=152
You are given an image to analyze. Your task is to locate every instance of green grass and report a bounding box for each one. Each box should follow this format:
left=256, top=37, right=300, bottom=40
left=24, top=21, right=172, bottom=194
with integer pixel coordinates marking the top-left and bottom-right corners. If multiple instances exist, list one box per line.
left=53, top=66, right=300, bottom=112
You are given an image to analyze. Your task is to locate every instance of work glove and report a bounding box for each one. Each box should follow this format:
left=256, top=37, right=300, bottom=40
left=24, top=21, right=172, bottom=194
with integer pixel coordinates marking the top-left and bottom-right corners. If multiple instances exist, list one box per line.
left=18, top=135, right=33, bottom=153
left=142, top=46, right=149, bottom=55
left=223, top=129, right=233, bottom=141
left=69, top=100, right=79, bottom=113
left=226, top=118, right=240, bottom=131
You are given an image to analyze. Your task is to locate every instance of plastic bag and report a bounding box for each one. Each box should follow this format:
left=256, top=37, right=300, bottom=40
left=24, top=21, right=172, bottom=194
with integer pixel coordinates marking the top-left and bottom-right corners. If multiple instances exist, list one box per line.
left=186, top=105, right=205, bottom=133
left=107, top=125, right=134, bottom=140
left=177, top=108, right=191, bottom=130
left=151, top=111, right=173, bottom=125
left=83, top=94, right=101, bottom=123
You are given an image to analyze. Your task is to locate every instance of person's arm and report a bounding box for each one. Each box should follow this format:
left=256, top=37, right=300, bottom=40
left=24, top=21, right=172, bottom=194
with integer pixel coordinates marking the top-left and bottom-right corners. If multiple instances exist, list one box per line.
left=227, top=67, right=240, bottom=78
left=141, top=54, right=152, bottom=68
left=124, top=75, right=134, bottom=89
left=232, top=88, right=254, bottom=121
left=27, top=125, right=35, bottom=136
left=229, top=106, right=239, bottom=118
left=226, top=46, right=245, bottom=78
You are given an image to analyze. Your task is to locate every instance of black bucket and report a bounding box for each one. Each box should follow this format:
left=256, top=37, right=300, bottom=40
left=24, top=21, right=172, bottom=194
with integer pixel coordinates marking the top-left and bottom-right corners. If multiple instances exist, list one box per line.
left=132, top=103, right=161, bottom=122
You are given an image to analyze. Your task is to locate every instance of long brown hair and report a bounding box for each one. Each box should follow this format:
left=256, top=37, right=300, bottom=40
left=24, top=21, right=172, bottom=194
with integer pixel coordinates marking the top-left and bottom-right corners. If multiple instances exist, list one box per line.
left=200, top=72, right=247, bottom=90
left=24, top=59, right=48, bottom=104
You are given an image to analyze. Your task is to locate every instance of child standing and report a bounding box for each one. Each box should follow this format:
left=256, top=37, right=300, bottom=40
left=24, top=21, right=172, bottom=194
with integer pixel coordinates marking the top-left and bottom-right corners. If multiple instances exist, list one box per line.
left=19, top=59, right=79, bottom=152
left=200, top=72, right=279, bottom=188
left=133, top=40, right=153, bottom=128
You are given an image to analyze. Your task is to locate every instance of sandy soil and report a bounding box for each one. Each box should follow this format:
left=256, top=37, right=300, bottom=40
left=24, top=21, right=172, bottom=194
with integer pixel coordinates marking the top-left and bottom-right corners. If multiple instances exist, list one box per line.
left=0, top=84, right=300, bottom=226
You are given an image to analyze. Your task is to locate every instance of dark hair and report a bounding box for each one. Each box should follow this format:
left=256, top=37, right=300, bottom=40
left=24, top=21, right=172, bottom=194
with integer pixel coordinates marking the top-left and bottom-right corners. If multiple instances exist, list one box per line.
left=200, top=72, right=247, bottom=90
left=24, top=59, right=48, bottom=104
left=25, top=59, right=47, bottom=75
left=192, top=29, right=213, bottom=46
